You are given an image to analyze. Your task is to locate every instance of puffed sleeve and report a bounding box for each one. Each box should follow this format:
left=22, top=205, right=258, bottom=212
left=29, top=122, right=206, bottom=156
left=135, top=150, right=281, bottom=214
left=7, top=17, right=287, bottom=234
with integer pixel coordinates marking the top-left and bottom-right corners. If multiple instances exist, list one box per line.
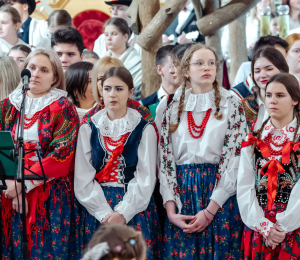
left=237, top=144, right=275, bottom=237
left=276, top=180, right=300, bottom=232
left=210, top=97, right=248, bottom=207
left=74, top=124, right=113, bottom=222
left=114, top=124, right=157, bottom=223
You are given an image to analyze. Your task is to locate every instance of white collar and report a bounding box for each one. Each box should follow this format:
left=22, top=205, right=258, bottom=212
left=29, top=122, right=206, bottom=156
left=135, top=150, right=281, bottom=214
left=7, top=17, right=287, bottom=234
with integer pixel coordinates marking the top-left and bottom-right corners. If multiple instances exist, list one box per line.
left=261, top=117, right=298, bottom=142
left=9, top=88, right=67, bottom=115
left=246, top=75, right=255, bottom=92
left=157, top=85, right=168, bottom=100
left=183, top=87, right=229, bottom=112
left=91, top=107, right=142, bottom=137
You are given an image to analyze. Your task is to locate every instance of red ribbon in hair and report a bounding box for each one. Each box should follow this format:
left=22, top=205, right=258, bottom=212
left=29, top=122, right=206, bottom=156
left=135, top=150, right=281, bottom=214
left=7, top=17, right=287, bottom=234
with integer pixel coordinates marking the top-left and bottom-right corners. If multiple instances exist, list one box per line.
left=94, top=142, right=124, bottom=183
left=260, top=159, right=285, bottom=211
left=281, top=141, right=300, bottom=164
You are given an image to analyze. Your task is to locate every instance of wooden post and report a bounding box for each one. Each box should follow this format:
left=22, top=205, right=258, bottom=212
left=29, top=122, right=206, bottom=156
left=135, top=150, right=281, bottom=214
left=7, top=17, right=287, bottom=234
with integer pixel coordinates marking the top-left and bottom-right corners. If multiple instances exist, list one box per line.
left=203, top=0, right=223, bottom=84
left=197, top=0, right=259, bottom=36
left=138, top=0, right=161, bottom=99
left=229, top=14, right=248, bottom=85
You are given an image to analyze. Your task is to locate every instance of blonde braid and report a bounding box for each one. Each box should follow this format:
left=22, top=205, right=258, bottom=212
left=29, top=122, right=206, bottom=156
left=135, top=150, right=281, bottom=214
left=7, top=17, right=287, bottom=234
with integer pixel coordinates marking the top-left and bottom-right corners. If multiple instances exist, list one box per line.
left=213, top=80, right=223, bottom=120
left=169, top=77, right=187, bottom=133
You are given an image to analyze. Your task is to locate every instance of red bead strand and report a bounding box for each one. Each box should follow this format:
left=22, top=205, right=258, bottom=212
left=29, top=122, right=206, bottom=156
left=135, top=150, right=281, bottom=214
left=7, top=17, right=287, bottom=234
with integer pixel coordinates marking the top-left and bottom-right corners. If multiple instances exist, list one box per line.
left=23, top=112, right=40, bottom=129
left=187, top=109, right=211, bottom=139
left=104, top=133, right=130, bottom=153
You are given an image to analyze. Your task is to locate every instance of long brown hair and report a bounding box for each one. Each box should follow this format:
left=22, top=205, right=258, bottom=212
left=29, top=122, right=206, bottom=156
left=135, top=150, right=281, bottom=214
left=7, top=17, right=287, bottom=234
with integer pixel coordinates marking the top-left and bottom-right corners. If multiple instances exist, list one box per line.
left=169, top=43, right=222, bottom=133
left=253, top=73, right=300, bottom=163
left=85, top=225, right=146, bottom=260
left=101, top=67, right=133, bottom=90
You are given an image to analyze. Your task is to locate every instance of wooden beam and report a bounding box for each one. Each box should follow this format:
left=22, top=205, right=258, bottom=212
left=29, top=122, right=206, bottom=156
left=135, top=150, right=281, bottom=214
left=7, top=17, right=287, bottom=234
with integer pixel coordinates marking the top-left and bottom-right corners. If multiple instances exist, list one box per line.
left=126, top=0, right=141, bottom=35
left=191, top=0, right=203, bottom=20
left=196, top=0, right=259, bottom=36
left=136, top=0, right=187, bottom=51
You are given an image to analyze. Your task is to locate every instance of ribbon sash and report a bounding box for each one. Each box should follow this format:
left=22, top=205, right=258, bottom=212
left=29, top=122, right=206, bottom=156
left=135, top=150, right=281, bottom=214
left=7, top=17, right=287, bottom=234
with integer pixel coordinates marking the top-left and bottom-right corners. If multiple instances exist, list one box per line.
left=260, top=159, right=285, bottom=210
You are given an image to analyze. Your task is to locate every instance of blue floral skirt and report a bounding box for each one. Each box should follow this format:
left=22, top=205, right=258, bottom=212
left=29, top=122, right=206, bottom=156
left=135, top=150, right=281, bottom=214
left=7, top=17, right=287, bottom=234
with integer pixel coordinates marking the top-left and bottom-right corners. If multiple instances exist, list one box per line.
left=2, top=179, right=80, bottom=260
left=79, top=186, right=163, bottom=260
left=163, top=163, right=243, bottom=260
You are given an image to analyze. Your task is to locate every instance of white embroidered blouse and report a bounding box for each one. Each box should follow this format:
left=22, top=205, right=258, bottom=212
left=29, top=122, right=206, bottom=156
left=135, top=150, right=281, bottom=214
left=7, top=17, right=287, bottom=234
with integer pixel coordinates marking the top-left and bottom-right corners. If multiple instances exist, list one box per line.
left=237, top=118, right=300, bottom=237
left=157, top=87, right=247, bottom=213
left=8, top=88, right=67, bottom=191
left=74, top=108, right=157, bottom=223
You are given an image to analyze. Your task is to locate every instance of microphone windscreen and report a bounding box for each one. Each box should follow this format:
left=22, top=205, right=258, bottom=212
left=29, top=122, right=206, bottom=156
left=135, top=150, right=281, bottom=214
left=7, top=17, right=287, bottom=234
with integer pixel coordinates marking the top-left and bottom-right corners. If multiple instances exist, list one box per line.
left=21, top=69, right=31, bottom=79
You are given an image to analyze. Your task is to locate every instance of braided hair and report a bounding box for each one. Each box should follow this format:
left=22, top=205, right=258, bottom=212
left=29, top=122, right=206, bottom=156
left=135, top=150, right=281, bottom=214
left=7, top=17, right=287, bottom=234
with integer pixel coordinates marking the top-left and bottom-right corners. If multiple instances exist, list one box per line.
left=169, top=43, right=222, bottom=133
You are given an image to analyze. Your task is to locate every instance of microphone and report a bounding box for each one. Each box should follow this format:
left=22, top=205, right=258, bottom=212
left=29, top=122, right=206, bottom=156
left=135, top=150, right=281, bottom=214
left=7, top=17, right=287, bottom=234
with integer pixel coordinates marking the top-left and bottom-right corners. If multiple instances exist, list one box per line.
left=21, top=69, right=31, bottom=91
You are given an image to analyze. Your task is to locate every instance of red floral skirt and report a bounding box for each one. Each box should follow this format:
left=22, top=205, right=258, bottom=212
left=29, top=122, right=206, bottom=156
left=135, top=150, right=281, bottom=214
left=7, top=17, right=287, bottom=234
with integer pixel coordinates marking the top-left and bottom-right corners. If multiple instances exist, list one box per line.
left=240, top=202, right=300, bottom=260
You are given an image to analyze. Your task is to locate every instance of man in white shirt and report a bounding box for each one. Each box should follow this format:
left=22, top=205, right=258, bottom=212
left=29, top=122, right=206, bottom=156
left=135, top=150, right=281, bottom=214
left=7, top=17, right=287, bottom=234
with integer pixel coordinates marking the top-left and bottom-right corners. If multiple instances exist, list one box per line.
left=93, top=0, right=141, bottom=58
left=5, top=0, right=50, bottom=49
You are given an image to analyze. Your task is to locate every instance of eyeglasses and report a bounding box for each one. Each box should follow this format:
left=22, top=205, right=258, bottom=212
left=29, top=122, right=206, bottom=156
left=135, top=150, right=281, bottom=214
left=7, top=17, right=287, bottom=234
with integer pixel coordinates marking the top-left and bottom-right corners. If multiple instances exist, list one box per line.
left=109, top=7, right=125, bottom=13
left=190, top=61, right=216, bottom=70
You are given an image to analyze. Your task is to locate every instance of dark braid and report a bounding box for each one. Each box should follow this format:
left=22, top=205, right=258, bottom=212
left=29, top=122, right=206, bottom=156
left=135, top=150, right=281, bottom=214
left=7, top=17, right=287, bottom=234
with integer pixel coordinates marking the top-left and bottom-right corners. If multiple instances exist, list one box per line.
left=291, top=105, right=300, bottom=168
left=213, top=80, right=223, bottom=120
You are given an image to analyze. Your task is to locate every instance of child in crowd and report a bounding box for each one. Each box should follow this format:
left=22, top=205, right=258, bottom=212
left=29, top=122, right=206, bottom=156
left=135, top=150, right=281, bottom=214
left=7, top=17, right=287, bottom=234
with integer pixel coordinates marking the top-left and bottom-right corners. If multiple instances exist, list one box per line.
left=66, top=61, right=96, bottom=121
left=140, top=45, right=180, bottom=112
left=51, top=27, right=84, bottom=73
left=8, top=44, right=31, bottom=71
left=158, top=43, right=247, bottom=259
left=74, top=67, right=162, bottom=259
left=238, top=73, right=300, bottom=259
left=82, top=225, right=146, bottom=260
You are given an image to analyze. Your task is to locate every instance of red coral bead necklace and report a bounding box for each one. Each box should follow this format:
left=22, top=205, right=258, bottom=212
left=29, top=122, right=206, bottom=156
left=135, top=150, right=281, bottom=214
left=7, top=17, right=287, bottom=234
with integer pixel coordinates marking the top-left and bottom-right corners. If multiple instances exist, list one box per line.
left=187, top=108, right=212, bottom=139
left=104, top=133, right=130, bottom=152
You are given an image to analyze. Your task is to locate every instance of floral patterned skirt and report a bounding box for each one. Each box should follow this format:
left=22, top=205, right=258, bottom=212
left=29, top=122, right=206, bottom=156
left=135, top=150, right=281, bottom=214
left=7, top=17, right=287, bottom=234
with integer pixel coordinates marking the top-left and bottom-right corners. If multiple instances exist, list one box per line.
left=2, top=179, right=80, bottom=260
left=79, top=186, right=163, bottom=260
left=163, top=163, right=243, bottom=260
left=240, top=202, right=300, bottom=260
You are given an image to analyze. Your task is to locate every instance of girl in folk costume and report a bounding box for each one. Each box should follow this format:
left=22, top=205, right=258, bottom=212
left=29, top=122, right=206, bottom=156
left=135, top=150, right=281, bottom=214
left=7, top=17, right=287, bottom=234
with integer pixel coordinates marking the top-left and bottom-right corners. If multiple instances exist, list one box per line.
left=237, top=73, right=300, bottom=259
left=66, top=61, right=96, bottom=121
left=0, top=49, right=80, bottom=259
left=81, top=57, right=156, bottom=134
left=242, top=47, right=289, bottom=133
left=158, top=43, right=247, bottom=259
left=74, top=67, right=162, bottom=260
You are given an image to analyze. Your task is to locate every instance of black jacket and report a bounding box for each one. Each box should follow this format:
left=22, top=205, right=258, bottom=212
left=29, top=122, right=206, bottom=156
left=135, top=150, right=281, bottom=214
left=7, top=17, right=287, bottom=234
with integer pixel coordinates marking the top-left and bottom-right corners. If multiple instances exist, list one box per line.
left=164, top=11, right=204, bottom=43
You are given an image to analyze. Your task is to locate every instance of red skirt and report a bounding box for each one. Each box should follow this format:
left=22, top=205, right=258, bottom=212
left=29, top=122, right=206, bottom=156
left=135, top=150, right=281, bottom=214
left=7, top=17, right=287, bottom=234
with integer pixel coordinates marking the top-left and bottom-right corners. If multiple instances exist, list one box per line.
left=240, top=202, right=300, bottom=260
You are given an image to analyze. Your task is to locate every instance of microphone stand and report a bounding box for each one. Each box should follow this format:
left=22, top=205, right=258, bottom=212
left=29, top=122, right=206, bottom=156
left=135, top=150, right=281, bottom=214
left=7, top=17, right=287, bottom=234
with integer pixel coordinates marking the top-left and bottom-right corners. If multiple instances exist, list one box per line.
left=16, top=82, right=48, bottom=260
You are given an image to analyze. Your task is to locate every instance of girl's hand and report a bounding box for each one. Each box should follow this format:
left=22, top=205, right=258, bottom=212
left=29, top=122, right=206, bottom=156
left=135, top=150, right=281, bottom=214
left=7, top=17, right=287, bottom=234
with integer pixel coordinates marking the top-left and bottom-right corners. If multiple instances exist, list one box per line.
left=106, top=212, right=126, bottom=225
left=268, top=225, right=286, bottom=243
left=165, top=200, right=196, bottom=231
left=12, top=194, right=28, bottom=216
left=183, top=210, right=213, bottom=233
left=168, top=212, right=196, bottom=230
left=3, top=181, right=21, bottom=199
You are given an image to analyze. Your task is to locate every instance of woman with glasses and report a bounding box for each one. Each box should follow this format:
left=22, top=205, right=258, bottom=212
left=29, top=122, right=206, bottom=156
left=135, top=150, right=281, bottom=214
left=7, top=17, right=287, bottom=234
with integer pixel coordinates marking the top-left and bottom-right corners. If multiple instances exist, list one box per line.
left=8, top=44, right=31, bottom=71
left=157, top=43, right=247, bottom=259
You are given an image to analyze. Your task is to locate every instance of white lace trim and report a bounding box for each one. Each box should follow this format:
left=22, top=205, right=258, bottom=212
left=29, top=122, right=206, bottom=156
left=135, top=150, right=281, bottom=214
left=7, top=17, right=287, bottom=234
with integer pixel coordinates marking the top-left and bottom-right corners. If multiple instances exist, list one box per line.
left=9, top=88, right=67, bottom=115
left=184, top=87, right=230, bottom=112
left=255, top=221, right=275, bottom=238
left=261, top=117, right=297, bottom=142
left=91, top=107, right=141, bottom=137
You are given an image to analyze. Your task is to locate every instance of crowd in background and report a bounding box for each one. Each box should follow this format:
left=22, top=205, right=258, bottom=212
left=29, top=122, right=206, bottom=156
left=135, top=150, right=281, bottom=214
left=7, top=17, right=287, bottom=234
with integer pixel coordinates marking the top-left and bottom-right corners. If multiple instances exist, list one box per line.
left=1, top=0, right=300, bottom=260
